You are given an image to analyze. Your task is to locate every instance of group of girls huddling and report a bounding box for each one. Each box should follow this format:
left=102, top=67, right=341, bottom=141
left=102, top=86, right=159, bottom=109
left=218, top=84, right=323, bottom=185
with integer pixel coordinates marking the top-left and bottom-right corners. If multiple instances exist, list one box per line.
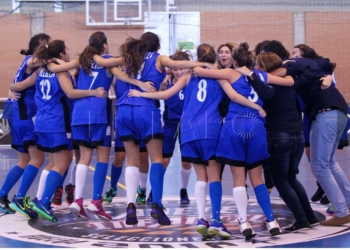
left=0, top=30, right=349, bottom=241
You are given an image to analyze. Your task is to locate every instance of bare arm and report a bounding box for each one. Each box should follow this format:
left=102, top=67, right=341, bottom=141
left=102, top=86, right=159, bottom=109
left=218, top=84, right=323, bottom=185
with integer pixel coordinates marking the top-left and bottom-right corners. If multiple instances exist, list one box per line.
left=128, top=74, right=190, bottom=100
left=218, top=79, right=266, bottom=117
left=110, top=67, right=156, bottom=93
left=48, top=59, right=80, bottom=73
left=93, top=55, right=125, bottom=67
left=10, top=69, right=39, bottom=91
left=8, top=90, right=21, bottom=101
left=158, top=56, right=210, bottom=71
left=266, top=73, right=294, bottom=86
left=57, top=71, right=107, bottom=99
left=193, top=66, right=237, bottom=82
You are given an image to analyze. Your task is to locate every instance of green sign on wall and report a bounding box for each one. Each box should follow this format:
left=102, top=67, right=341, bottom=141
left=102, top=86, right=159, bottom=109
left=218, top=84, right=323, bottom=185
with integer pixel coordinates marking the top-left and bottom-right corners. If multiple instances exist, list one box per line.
left=177, top=41, right=194, bottom=50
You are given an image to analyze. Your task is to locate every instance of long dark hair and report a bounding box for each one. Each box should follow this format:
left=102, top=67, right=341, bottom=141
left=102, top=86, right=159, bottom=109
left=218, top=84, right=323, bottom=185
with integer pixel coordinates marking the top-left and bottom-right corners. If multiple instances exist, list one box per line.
left=20, top=33, right=51, bottom=56
left=79, top=31, right=107, bottom=74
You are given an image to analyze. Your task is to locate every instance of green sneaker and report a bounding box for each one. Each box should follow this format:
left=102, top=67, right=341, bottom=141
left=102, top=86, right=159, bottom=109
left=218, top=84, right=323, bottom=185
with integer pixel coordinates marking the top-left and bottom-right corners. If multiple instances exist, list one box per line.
left=103, top=187, right=117, bottom=203
left=136, top=186, right=146, bottom=205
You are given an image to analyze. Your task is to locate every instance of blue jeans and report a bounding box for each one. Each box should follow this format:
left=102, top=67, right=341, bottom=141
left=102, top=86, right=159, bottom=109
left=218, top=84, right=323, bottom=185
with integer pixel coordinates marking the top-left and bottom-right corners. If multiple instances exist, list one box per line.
left=268, top=131, right=316, bottom=222
left=310, top=109, right=350, bottom=217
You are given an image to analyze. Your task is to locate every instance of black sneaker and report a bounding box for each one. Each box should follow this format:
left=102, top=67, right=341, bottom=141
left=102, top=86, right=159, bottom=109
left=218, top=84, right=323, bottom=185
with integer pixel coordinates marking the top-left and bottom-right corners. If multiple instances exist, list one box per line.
left=0, top=195, right=15, bottom=214
left=284, top=220, right=310, bottom=233
left=52, top=186, right=63, bottom=206
left=308, top=217, right=320, bottom=227
left=150, top=203, right=171, bottom=225
left=311, top=182, right=325, bottom=202
left=126, top=203, right=138, bottom=225
left=65, top=183, right=75, bottom=204
left=320, top=195, right=330, bottom=205
left=180, top=188, right=190, bottom=204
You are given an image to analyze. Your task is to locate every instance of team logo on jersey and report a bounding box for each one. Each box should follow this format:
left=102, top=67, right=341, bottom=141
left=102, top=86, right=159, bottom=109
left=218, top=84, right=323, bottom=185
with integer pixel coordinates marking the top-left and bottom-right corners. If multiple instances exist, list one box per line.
left=0, top=109, right=10, bottom=139
left=0, top=196, right=349, bottom=248
left=232, top=112, right=262, bottom=139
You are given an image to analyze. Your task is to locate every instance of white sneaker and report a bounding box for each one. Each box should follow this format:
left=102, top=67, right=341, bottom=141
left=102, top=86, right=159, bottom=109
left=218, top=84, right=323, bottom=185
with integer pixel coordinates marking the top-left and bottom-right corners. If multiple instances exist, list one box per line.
left=239, top=220, right=256, bottom=240
left=266, top=219, right=282, bottom=236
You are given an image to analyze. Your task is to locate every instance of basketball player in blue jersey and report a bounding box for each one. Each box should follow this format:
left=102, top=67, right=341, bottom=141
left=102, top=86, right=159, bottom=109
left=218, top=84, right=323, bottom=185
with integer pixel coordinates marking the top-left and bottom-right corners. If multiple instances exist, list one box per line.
left=11, top=40, right=107, bottom=222
left=193, top=42, right=294, bottom=240
left=0, top=33, right=51, bottom=216
left=158, top=49, right=192, bottom=204
left=113, top=32, right=212, bottom=226
left=48, top=32, right=154, bottom=221
left=103, top=75, right=150, bottom=205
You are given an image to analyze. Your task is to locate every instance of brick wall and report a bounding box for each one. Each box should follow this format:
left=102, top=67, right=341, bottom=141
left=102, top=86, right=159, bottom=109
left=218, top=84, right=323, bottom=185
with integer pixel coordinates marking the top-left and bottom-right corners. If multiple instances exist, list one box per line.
left=1, top=11, right=350, bottom=102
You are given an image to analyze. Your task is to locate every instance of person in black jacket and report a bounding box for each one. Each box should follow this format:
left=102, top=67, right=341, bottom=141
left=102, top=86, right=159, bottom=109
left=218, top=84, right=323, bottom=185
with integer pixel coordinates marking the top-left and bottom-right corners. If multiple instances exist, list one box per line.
left=236, top=51, right=319, bottom=232
left=261, top=40, right=350, bottom=227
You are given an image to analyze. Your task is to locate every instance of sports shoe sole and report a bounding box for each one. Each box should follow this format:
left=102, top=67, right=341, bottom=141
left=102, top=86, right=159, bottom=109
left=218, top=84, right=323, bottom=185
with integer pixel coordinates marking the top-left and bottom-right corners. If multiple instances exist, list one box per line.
left=150, top=210, right=171, bottom=225
left=126, top=210, right=138, bottom=225
left=197, top=226, right=213, bottom=237
left=69, top=203, right=89, bottom=220
left=32, top=206, right=58, bottom=223
left=241, top=228, right=257, bottom=240
left=9, top=203, right=30, bottom=218
left=208, top=227, right=232, bottom=239
left=269, top=228, right=282, bottom=236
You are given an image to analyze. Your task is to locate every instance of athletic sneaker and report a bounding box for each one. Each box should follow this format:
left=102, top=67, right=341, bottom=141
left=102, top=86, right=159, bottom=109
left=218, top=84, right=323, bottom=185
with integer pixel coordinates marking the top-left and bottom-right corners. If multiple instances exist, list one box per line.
left=146, top=190, right=153, bottom=205
left=180, top=188, right=190, bottom=204
left=326, top=205, right=335, bottom=215
left=87, top=198, right=112, bottom=220
left=311, top=182, right=325, bottom=202
left=150, top=203, right=171, bottom=225
left=208, top=219, right=232, bottom=239
left=126, top=202, right=138, bottom=225
left=284, top=220, right=310, bottom=233
left=103, top=187, right=117, bottom=204
left=9, top=196, right=38, bottom=219
left=239, top=220, right=257, bottom=240
left=308, top=217, right=320, bottom=227
left=136, top=187, right=146, bottom=205
left=0, top=195, right=15, bottom=214
left=64, top=183, right=75, bottom=204
left=320, top=195, right=330, bottom=205
left=266, top=219, right=282, bottom=236
left=52, top=186, right=63, bottom=206
left=29, top=197, right=40, bottom=208
left=69, top=198, right=89, bottom=220
left=196, top=218, right=213, bottom=237
left=32, top=202, right=58, bottom=222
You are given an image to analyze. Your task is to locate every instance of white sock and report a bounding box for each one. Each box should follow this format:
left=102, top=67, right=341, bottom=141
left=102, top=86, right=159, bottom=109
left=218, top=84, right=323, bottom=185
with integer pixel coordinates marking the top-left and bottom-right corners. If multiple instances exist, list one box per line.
left=125, top=166, right=140, bottom=204
left=74, top=164, right=88, bottom=199
left=69, top=163, right=77, bottom=185
left=36, top=170, right=49, bottom=200
left=139, top=172, right=148, bottom=189
left=233, top=186, right=248, bottom=223
left=181, top=168, right=191, bottom=189
left=195, top=181, right=207, bottom=219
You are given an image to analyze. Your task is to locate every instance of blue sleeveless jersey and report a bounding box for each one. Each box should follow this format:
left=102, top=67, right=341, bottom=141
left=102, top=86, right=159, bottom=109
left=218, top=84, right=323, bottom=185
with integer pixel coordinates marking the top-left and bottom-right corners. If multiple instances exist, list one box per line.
left=72, top=54, right=113, bottom=125
left=163, top=78, right=185, bottom=122
left=226, top=70, right=267, bottom=120
left=116, top=52, right=166, bottom=107
left=180, top=76, right=224, bottom=144
left=6, top=56, right=38, bottom=120
left=34, top=68, right=72, bottom=133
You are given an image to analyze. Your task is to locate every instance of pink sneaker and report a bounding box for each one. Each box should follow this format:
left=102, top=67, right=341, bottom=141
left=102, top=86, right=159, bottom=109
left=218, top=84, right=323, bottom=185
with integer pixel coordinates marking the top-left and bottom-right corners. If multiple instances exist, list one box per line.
left=69, top=198, right=89, bottom=220
left=87, top=198, right=112, bottom=220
